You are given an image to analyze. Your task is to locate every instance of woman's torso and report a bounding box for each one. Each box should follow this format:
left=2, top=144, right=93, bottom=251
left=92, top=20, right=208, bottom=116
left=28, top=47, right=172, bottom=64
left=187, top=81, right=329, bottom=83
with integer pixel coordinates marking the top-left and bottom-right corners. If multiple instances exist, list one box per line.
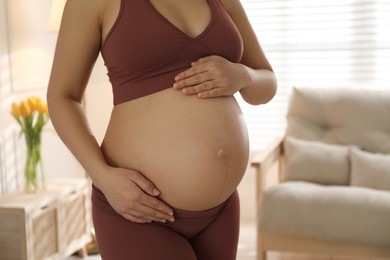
left=99, top=0, right=249, bottom=210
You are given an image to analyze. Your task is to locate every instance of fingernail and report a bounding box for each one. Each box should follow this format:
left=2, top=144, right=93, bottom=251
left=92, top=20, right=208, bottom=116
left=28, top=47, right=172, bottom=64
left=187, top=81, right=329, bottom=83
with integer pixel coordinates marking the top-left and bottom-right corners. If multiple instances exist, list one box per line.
left=153, top=189, right=160, bottom=195
left=169, top=217, right=175, bottom=222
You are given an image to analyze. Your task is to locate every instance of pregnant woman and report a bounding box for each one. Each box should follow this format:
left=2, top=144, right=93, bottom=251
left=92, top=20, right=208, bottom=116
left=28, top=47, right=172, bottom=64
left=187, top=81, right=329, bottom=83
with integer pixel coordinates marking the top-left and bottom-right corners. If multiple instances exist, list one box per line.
left=47, top=0, right=276, bottom=259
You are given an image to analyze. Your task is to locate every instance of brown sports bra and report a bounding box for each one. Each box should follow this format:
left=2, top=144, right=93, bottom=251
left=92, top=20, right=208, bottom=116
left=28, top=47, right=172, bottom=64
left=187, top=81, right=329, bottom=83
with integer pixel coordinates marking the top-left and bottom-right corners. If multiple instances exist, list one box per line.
left=101, top=0, right=243, bottom=105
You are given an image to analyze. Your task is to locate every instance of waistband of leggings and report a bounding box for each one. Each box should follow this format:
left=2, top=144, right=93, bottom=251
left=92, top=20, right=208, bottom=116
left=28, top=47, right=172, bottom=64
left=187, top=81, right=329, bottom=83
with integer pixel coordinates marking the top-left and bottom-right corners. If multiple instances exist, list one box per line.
left=92, top=183, right=237, bottom=218
left=170, top=190, right=238, bottom=219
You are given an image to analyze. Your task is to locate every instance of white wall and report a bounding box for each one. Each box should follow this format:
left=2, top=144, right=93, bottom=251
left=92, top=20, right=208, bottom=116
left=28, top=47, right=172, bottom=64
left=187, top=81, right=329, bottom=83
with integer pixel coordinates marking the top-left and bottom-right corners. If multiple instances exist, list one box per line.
left=0, top=0, right=112, bottom=194
left=85, top=56, right=112, bottom=145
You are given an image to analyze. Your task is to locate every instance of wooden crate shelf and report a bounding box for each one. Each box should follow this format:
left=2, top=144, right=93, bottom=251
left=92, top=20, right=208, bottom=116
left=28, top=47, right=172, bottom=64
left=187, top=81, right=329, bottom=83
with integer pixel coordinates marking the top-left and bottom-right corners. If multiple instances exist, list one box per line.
left=0, top=178, right=91, bottom=260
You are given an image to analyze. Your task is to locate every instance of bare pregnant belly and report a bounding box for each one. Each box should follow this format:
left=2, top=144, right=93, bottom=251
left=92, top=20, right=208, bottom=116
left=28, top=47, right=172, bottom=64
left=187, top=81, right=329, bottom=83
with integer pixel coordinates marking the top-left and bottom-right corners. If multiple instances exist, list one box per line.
left=101, top=88, right=249, bottom=210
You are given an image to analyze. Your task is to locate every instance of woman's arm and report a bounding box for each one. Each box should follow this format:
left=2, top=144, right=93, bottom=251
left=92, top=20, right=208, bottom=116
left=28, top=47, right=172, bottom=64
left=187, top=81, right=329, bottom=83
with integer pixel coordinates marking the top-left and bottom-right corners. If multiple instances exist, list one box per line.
left=173, top=0, right=277, bottom=105
left=47, top=0, right=173, bottom=223
left=224, top=0, right=277, bottom=105
left=47, top=0, right=104, bottom=184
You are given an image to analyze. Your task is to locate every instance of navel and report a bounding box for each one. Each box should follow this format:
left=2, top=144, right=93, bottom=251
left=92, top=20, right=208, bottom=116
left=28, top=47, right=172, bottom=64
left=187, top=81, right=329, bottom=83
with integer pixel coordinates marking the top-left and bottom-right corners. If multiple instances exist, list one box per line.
left=216, top=148, right=227, bottom=159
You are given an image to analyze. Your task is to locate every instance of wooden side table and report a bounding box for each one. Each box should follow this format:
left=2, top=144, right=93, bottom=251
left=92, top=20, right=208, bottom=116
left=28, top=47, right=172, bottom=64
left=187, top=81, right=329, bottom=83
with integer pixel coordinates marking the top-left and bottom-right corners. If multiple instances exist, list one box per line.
left=251, top=136, right=284, bottom=202
left=0, top=178, right=91, bottom=260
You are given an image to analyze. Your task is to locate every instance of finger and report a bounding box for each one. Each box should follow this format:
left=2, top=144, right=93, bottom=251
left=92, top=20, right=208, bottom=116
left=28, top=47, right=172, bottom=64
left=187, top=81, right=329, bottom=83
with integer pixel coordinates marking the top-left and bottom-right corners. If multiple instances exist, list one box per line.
left=125, top=208, right=166, bottom=223
left=198, top=87, right=224, bottom=99
left=135, top=203, right=175, bottom=223
left=141, top=195, right=174, bottom=218
left=128, top=172, right=174, bottom=216
left=120, top=212, right=151, bottom=224
left=179, top=75, right=209, bottom=93
left=182, top=80, right=214, bottom=95
left=191, top=55, right=217, bottom=66
left=120, top=201, right=173, bottom=223
left=174, top=74, right=203, bottom=90
left=174, top=63, right=207, bottom=83
left=130, top=171, right=160, bottom=196
left=118, top=198, right=174, bottom=223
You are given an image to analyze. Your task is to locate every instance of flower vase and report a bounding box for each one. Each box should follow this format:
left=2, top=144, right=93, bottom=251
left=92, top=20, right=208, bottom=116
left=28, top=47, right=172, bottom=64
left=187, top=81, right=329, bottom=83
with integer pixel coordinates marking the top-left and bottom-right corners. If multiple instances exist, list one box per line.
left=11, top=96, right=49, bottom=193
left=24, top=132, right=45, bottom=193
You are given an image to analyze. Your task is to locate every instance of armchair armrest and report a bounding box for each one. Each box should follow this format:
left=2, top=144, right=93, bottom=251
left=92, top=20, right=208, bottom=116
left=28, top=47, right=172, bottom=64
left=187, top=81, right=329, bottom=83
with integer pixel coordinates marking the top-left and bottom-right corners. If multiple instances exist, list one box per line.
left=251, top=136, right=284, bottom=201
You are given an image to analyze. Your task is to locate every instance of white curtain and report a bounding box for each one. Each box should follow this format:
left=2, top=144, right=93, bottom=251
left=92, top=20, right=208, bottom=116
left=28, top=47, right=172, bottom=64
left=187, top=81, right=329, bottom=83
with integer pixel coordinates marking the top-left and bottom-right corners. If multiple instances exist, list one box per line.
left=238, top=0, right=390, bottom=150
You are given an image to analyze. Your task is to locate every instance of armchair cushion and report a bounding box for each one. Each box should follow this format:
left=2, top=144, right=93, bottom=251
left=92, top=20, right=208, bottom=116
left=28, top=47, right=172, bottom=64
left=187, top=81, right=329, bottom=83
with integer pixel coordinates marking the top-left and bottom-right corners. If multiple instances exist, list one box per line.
left=284, top=137, right=350, bottom=185
left=260, top=181, right=390, bottom=247
left=350, top=148, right=390, bottom=191
left=287, top=87, right=390, bottom=154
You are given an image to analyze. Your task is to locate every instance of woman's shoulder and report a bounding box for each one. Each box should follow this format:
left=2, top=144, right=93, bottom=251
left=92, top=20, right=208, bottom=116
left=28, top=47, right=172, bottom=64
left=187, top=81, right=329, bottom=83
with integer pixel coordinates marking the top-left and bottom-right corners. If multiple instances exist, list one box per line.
left=219, top=0, right=249, bottom=22
left=63, top=0, right=113, bottom=21
left=63, top=0, right=121, bottom=31
left=219, top=0, right=241, bottom=13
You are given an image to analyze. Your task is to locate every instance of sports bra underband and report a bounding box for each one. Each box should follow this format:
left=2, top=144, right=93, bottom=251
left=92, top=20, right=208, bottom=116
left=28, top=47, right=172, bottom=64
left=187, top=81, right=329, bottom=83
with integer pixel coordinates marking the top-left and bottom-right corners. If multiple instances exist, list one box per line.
left=101, top=0, right=243, bottom=105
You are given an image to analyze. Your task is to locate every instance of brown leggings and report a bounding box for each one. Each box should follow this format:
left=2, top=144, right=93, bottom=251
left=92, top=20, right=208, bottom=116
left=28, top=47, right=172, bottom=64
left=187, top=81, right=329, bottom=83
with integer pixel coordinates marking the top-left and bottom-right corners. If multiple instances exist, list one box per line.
left=91, top=185, right=240, bottom=260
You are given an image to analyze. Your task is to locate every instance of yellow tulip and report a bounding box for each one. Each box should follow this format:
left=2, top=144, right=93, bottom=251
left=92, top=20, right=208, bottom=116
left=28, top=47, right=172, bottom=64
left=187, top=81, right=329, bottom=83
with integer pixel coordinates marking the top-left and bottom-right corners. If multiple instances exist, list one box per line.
left=43, top=103, right=49, bottom=117
left=11, top=102, right=21, bottom=118
left=28, top=97, right=40, bottom=112
left=37, top=98, right=45, bottom=112
left=20, top=101, right=32, bottom=117
left=35, top=98, right=45, bottom=114
left=11, top=96, right=50, bottom=132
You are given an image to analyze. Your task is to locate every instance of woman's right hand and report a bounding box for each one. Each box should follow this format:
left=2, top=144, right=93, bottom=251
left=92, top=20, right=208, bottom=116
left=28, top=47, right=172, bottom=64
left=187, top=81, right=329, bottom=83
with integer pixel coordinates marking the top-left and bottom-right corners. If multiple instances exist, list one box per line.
left=95, top=167, right=175, bottom=224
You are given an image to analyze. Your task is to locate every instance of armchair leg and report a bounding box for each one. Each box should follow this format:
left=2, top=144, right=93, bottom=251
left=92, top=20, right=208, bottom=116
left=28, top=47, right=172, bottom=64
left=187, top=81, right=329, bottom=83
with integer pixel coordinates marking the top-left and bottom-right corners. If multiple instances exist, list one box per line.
left=257, top=231, right=267, bottom=260
left=258, top=251, right=266, bottom=260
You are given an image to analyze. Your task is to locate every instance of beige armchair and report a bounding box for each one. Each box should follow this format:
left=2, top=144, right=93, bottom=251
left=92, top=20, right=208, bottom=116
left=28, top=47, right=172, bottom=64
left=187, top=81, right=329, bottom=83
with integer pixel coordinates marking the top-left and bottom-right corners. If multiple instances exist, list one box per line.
left=252, top=87, right=390, bottom=260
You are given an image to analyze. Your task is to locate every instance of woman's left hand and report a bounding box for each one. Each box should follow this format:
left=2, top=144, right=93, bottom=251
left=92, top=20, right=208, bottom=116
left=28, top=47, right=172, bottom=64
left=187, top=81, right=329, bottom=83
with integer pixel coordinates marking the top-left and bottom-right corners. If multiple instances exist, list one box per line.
left=173, top=55, right=251, bottom=98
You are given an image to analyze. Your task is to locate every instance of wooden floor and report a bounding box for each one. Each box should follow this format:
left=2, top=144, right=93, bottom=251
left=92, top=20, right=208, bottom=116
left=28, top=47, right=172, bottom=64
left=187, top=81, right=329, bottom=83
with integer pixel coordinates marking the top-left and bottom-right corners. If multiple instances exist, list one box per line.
left=265, top=252, right=390, bottom=260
